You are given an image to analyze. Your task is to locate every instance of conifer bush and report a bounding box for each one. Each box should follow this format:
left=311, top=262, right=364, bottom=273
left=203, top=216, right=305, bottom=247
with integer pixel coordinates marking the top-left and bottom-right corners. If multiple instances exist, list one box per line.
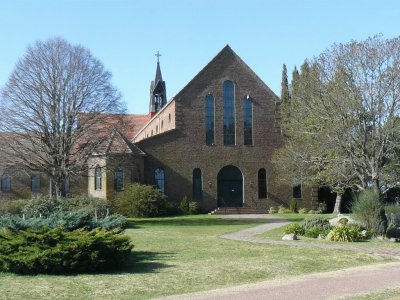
left=0, top=212, right=126, bottom=231
left=0, top=227, right=133, bottom=274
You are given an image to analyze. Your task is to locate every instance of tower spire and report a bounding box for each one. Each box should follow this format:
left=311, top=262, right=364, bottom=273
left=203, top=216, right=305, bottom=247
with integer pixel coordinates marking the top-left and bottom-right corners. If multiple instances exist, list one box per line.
left=149, top=51, right=167, bottom=116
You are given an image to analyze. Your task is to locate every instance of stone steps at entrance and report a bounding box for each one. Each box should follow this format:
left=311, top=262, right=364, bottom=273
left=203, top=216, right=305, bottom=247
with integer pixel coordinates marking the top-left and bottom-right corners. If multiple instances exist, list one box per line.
left=210, top=207, right=267, bottom=215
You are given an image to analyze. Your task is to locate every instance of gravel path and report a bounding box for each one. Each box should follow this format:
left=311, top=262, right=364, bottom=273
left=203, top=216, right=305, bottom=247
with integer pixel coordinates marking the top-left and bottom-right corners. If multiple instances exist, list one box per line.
left=155, top=214, right=400, bottom=300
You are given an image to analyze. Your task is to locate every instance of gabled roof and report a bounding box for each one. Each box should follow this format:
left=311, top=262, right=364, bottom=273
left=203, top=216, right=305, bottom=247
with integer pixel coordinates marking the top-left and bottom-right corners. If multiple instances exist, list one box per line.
left=174, top=45, right=280, bottom=102
left=104, top=129, right=145, bottom=155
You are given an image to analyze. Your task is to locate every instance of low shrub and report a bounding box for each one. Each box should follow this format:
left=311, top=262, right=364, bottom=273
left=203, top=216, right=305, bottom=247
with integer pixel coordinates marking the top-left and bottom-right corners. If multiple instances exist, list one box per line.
left=268, top=206, right=277, bottom=214
left=188, top=201, right=200, bottom=214
left=304, top=226, right=330, bottom=238
left=283, top=223, right=305, bottom=235
left=22, top=195, right=109, bottom=218
left=114, top=184, right=167, bottom=217
left=0, top=211, right=126, bottom=231
left=278, top=206, right=291, bottom=214
left=386, top=222, right=400, bottom=239
left=302, top=217, right=331, bottom=238
left=308, top=210, right=317, bottom=214
left=298, top=207, right=308, bottom=214
left=178, top=196, right=190, bottom=214
left=61, top=196, right=109, bottom=218
left=95, top=214, right=127, bottom=231
left=302, top=217, right=330, bottom=231
left=0, top=199, right=28, bottom=215
left=317, top=202, right=328, bottom=214
left=0, top=227, right=133, bottom=274
left=289, top=198, right=298, bottom=213
left=326, top=224, right=364, bottom=242
left=22, top=196, right=60, bottom=218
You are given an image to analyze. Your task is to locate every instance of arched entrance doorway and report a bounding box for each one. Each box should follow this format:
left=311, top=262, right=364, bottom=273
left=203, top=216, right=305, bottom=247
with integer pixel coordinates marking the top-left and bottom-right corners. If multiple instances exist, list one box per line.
left=217, top=165, right=243, bottom=207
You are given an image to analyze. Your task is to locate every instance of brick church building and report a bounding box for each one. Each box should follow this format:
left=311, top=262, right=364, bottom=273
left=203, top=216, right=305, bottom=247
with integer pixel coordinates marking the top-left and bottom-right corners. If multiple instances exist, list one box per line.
left=0, top=46, right=321, bottom=211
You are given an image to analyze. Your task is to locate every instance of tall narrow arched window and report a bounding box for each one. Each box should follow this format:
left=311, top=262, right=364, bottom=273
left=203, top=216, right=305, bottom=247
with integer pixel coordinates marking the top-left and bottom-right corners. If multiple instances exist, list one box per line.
left=193, top=168, right=202, bottom=200
left=1, top=175, right=10, bottom=192
left=205, top=94, right=215, bottom=145
left=95, top=166, right=102, bottom=190
left=31, top=175, right=41, bottom=193
left=114, top=166, right=124, bottom=191
left=243, top=97, right=253, bottom=145
left=258, top=168, right=267, bottom=199
left=223, top=80, right=235, bottom=145
left=155, top=168, right=165, bottom=193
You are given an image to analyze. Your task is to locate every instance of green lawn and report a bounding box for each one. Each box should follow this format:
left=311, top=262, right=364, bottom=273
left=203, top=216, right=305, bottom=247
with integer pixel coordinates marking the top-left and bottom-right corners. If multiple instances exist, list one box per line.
left=0, top=215, right=394, bottom=299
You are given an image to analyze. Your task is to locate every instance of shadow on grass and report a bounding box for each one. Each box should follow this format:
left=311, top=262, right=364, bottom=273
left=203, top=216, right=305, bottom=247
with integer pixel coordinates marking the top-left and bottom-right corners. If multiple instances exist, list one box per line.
left=115, top=251, right=174, bottom=274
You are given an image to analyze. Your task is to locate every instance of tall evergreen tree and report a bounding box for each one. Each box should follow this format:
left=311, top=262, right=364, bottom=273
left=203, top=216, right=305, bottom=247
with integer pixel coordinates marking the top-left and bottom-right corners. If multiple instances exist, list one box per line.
left=280, top=64, right=290, bottom=104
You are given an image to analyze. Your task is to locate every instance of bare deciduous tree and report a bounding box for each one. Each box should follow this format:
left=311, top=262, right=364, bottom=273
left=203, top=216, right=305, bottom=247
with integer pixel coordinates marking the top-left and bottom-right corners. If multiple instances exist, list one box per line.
left=0, top=38, right=125, bottom=198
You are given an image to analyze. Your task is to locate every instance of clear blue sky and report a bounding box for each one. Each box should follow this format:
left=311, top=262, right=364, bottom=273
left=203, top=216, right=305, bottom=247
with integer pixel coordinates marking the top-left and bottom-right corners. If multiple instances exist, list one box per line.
left=1, top=0, right=399, bottom=114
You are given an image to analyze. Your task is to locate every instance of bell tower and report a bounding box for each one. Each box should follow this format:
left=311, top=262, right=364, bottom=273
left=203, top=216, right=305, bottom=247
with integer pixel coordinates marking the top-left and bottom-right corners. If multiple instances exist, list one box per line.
left=149, top=51, right=167, bottom=117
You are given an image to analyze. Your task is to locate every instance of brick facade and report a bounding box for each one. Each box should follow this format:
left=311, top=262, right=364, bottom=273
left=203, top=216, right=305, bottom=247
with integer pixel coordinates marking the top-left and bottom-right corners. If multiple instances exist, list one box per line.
left=137, top=46, right=312, bottom=211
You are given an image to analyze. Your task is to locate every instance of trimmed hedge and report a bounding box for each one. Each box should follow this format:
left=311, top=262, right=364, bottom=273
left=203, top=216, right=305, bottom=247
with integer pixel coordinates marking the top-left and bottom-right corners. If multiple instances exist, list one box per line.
left=0, top=227, right=133, bottom=274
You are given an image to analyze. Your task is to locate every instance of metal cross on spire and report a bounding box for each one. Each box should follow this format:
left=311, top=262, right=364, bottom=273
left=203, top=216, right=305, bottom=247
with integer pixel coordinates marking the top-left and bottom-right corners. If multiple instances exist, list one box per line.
left=155, top=51, right=162, bottom=63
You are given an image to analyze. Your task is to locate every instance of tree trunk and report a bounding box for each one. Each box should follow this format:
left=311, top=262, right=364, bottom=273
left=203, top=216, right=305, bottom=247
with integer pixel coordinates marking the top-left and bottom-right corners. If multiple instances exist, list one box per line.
left=333, top=193, right=342, bottom=214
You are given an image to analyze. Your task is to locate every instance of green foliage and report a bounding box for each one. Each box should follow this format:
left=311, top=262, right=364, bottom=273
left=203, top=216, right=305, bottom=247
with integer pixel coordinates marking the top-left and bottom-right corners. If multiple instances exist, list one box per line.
left=22, top=196, right=60, bottom=218
left=298, top=207, right=308, bottom=214
left=268, top=206, right=278, bottom=214
left=289, top=198, right=298, bottom=213
left=386, top=222, right=400, bottom=239
left=304, top=226, right=330, bottom=238
left=95, top=214, right=127, bottom=231
left=302, top=217, right=331, bottom=238
left=22, top=195, right=109, bottom=218
left=0, top=199, right=28, bottom=215
left=0, top=211, right=126, bottom=231
left=178, top=196, right=190, bottom=214
left=188, top=201, right=200, bottom=214
left=0, top=227, right=133, bottom=274
left=326, top=224, right=364, bottom=242
left=317, top=202, right=328, bottom=214
left=308, top=209, right=317, bottom=214
left=384, top=204, right=400, bottom=217
left=278, top=206, right=291, bottom=214
left=283, top=223, right=305, bottom=235
left=114, top=183, right=167, bottom=217
left=351, top=189, right=384, bottom=232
